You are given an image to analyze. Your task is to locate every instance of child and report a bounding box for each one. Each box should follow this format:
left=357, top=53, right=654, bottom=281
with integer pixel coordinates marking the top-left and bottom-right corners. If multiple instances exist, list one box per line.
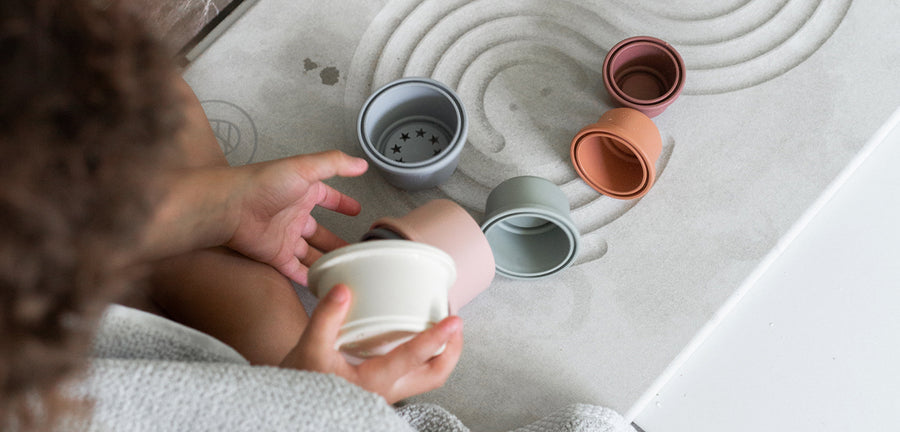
left=0, top=0, right=462, bottom=429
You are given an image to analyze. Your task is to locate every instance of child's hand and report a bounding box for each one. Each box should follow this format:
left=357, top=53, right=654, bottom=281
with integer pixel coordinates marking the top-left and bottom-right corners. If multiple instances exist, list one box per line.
left=224, top=151, right=368, bottom=285
left=279, top=284, right=464, bottom=403
left=138, top=150, right=367, bottom=283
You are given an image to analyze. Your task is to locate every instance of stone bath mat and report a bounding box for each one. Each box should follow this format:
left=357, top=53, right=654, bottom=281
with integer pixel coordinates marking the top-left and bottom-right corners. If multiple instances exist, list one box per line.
left=182, top=1, right=900, bottom=430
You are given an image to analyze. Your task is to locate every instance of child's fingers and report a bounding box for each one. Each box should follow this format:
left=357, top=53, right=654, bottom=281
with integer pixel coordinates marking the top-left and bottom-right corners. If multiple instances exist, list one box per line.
left=299, top=284, right=351, bottom=352
left=376, top=316, right=462, bottom=383
left=423, top=319, right=463, bottom=373
left=293, top=238, right=310, bottom=260
left=305, top=223, right=349, bottom=253
left=280, top=284, right=351, bottom=372
left=301, top=216, right=319, bottom=238
left=273, top=254, right=309, bottom=287
left=313, top=181, right=362, bottom=216
left=294, top=150, right=368, bottom=182
left=299, top=245, right=323, bottom=268
left=391, top=322, right=464, bottom=398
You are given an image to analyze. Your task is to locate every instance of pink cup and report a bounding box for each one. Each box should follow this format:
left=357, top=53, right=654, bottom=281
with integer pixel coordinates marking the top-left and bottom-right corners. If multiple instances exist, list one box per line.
left=364, top=199, right=495, bottom=314
left=603, top=36, right=685, bottom=118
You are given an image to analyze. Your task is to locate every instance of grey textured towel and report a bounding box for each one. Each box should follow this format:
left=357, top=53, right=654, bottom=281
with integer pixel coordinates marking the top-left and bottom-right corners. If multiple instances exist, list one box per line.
left=77, top=305, right=631, bottom=431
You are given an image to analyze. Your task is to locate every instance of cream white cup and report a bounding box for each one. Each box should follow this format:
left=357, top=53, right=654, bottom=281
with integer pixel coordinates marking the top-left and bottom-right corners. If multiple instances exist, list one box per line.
left=307, top=240, right=455, bottom=360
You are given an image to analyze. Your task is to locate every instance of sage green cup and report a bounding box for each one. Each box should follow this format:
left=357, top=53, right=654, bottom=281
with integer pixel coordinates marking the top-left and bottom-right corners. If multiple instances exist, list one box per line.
left=481, top=176, right=580, bottom=279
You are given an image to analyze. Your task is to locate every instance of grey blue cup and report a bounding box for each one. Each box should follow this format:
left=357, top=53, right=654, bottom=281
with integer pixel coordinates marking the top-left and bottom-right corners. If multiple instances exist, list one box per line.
left=481, top=176, right=580, bottom=279
left=357, top=78, right=467, bottom=190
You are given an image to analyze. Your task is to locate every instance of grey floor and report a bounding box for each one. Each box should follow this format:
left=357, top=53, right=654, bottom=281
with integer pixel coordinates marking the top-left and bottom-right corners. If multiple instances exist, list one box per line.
left=168, top=1, right=900, bottom=430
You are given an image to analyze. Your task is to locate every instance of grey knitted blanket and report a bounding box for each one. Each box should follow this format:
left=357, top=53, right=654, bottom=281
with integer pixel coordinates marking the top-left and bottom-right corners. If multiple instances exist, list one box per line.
left=76, top=305, right=631, bottom=431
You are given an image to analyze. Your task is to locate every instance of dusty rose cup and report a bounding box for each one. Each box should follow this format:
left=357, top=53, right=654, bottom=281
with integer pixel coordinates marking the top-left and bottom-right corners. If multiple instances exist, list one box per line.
left=362, top=199, right=495, bottom=314
left=603, top=36, right=685, bottom=118
left=570, top=108, right=662, bottom=200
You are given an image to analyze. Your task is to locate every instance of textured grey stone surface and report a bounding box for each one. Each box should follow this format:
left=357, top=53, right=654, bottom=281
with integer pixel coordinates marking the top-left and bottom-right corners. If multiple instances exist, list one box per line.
left=182, top=1, right=900, bottom=430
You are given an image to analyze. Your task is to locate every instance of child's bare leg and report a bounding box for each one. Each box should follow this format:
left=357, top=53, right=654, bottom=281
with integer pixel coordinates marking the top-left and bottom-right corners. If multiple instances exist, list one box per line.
left=127, top=75, right=309, bottom=364
left=147, top=247, right=307, bottom=365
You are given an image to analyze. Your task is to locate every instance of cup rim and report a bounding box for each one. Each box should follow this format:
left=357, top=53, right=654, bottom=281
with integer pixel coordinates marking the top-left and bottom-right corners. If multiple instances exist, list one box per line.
left=603, top=36, right=685, bottom=112
left=357, top=77, right=468, bottom=170
left=481, top=207, right=580, bottom=279
left=607, top=41, right=681, bottom=105
left=337, top=315, right=432, bottom=355
left=370, top=199, right=480, bottom=241
left=307, top=239, right=456, bottom=297
left=571, top=129, right=655, bottom=199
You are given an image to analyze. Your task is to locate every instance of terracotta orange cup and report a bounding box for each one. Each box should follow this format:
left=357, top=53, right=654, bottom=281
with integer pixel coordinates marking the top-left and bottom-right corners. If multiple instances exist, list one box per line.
left=570, top=108, right=662, bottom=200
left=363, top=199, right=495, bottom=314
left=603, top=36, right=685, bottom=118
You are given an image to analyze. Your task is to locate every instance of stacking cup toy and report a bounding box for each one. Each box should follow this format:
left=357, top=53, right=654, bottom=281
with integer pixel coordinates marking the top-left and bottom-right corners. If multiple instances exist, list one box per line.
left=363, top=199, right=495, bottom=313
left=357, top=78, right=468, bottom=190
left=570, top=108, right=662, bottom=200
left=307, top=240, right=455, bottom=360
left=603, top=36, right=685, bottom=118
left=481, top=176, right=580, bottom=279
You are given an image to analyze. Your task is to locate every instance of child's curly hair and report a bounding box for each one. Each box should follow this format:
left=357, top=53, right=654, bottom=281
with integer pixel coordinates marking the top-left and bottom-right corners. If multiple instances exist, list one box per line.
left=1, top=0, right=182, bottom=428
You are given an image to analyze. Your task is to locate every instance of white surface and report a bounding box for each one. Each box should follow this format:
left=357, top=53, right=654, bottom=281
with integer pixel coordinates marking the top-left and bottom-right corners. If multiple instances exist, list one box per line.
left=634, top=107, right=900, bottom=431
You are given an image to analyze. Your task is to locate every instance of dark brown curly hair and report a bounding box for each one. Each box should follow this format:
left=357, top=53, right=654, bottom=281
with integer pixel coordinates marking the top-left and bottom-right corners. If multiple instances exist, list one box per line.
left=1, top=0, right=182, bottom=429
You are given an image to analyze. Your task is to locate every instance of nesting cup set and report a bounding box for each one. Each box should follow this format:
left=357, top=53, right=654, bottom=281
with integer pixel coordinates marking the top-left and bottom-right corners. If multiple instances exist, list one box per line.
left=308, top=186, right=579, bottom=360
left=307, top=36, right=684, bottom=360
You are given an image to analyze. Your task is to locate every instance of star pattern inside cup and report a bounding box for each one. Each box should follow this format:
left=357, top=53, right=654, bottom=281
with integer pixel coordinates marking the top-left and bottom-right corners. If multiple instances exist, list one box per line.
left=380, top=119, right=452, bottom=164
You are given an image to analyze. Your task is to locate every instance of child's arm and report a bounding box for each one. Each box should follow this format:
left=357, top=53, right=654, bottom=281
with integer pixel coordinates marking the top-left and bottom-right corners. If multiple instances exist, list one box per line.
left=134, top=150, right=368, bottom=285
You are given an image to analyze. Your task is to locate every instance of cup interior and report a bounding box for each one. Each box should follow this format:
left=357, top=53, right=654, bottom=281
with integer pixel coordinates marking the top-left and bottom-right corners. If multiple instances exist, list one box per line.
left=360, top=227, right=406, bottom=241
left=361, top=82, right=461, bottom=166
left=484, top=213, right=576, bottom=278
left=608, top=41, right=680, bottom=105
left=574, top=133, right=648, bottom=196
